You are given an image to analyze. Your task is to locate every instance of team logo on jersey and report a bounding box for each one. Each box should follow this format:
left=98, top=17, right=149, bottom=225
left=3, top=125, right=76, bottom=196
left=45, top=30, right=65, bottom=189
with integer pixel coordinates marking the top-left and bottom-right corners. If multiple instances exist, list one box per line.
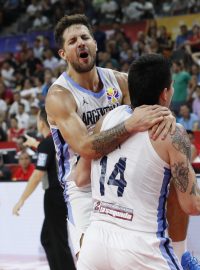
left=94, top=201, right=133, bottom=221
left=106, top=87, right=120, bottom=104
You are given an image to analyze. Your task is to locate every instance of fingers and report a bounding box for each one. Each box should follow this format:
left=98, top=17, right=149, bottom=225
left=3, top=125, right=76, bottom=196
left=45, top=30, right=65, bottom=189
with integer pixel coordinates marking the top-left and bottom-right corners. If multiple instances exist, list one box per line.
left=151, top=119, right=167, bottom=140
left=170, top=117, right=176, bottom=135
left=151, top=116, right=174, bottom=140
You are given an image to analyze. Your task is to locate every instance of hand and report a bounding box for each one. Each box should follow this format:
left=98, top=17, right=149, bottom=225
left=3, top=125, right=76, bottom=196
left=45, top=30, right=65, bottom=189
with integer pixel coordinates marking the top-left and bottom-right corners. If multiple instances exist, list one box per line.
left=150, top=113, right=176, bottom=140
left=126, top=105, right=171, bottom=133
left=12, top=199, right=24, bottom=216
left=23, top=134, right=38, bottom=148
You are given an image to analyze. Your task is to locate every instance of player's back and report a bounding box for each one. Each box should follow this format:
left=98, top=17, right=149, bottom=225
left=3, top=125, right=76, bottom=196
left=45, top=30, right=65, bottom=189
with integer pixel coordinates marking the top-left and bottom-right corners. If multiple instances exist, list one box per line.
left=91, top=105, right=171, bottom=234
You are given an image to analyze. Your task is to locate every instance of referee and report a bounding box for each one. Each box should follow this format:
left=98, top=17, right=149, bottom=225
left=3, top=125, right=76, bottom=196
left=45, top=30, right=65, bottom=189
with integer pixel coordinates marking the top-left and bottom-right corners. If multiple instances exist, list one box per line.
left=13, top=107, right=75, bottom=270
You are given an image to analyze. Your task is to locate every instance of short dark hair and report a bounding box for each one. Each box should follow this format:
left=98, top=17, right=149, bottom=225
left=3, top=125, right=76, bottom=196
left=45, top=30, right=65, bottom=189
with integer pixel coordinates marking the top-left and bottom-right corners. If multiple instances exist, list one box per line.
left=128, top=54, right=172, bottom=107
left=39, top=107, right=49, bottom=127
left=54, top=14, right=93, bottom=48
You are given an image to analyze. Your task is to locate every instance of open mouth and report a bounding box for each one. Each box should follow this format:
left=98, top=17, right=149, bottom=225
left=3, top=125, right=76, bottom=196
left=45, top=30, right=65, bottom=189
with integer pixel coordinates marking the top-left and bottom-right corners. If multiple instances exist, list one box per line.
left=79, top=52, right=89, bottom=59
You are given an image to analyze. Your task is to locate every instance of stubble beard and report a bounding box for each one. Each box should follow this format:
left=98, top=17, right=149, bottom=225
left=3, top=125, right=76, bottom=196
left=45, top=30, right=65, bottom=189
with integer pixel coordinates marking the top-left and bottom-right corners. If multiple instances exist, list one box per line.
left=71, top=54, right=96, bottom=73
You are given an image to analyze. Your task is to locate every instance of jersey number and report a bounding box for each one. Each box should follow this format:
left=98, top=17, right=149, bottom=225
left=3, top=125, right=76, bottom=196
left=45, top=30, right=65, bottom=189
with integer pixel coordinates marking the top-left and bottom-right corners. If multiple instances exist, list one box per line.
left=99, top=156, right=127, bottom=197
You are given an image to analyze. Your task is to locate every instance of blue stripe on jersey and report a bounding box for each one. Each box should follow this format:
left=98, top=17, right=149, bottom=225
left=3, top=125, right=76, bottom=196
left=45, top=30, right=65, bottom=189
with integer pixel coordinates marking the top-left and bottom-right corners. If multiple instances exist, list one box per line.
left=51, top=127, right=75, bottom=224
left=156, top=167, right=181, bottom=270
left=124, top=105, right=133, bottom=114
left=62, top=72, right=106, bottom=98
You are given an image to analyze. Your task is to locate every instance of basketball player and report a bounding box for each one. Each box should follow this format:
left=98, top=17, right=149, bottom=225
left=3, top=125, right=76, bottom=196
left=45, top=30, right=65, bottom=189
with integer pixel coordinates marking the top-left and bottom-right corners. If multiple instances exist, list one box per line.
left=76, top=54, right=200, bottom=270
left=45, top=14, right=175, bottom=258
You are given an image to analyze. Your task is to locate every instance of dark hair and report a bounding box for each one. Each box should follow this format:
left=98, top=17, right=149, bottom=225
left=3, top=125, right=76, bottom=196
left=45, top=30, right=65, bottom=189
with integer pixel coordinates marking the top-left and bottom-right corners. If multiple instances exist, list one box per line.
left=54, top=14, right=93, bottom=48
left=39, top=107, right=49, bottom=127
left=128, top=54, right=172, bottom=107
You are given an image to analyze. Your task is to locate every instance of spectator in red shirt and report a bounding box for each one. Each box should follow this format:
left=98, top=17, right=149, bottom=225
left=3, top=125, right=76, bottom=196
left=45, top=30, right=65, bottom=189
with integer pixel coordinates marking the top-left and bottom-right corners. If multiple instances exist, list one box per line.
left=13, top=151, right=35, bottom=181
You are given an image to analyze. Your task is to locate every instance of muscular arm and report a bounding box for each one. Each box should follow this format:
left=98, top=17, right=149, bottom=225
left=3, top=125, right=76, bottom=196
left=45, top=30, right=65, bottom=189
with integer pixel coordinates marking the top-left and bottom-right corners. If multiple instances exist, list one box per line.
left=46, top=85, right=171, bottom=159
left=168, top=124, right=200, bottom=215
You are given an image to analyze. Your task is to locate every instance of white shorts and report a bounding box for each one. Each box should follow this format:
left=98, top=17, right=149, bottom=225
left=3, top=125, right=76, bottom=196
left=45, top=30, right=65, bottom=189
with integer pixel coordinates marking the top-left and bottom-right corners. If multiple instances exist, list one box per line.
left=77, top=221, right=182, bottom=270
left=67, top=184, right=93, bottom=257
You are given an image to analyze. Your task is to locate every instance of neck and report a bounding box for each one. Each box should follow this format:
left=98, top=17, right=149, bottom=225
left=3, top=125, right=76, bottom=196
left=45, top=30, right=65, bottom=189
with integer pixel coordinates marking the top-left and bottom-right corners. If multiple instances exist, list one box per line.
left=67, top=66, right=101, bottom=92
left=42, top=127, right=51, bottom=138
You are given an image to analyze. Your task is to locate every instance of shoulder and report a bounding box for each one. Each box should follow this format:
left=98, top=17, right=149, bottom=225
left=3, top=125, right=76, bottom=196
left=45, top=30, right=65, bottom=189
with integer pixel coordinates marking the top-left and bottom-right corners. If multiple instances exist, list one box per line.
left=113, top=70, right=128, bottom=86
left=113, top=70, right=130, bottom=105
left=45, top=84, right=77, bottom=121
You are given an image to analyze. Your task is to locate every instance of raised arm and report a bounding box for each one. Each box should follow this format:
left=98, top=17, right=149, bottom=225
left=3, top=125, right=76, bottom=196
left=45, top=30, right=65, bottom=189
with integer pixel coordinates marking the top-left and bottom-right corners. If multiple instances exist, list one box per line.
left=46, top=85, right=173, bottom=159
left=168, top=124, right=200, bottom=215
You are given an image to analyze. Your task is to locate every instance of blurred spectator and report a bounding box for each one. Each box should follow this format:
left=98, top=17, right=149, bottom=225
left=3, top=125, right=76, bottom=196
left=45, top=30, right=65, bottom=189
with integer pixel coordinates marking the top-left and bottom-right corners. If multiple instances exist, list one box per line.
left=0, top=98, right=8, bottom=113
left=26, top=0, right=42, bottom=19
left=0, top=154, right=11, bottom=181
left=100, top=0, right=119, bottom=24
left=41, top=69, right=55, bottom=96
left=32, top=37, right=44, bottom=60
left=27, top=102, right=39, bottom=135
left=15, top=103, right=30, bottom=129
left=0, top=81, right=14, bottom=105
left=175, top=24, right=191, bottom=50
left=12, top=150, right=35, bottom=181
left=177, top=104, right=199, bottom=130
left=93, top=20, right=106, bottom=52
left=1, top=61, right=15, bottom=88
left=192, top=84, right=200, bottom=118
left=0, top=125, right=7, bottom=141
left=32, top=10, right=49, bottom=31
left=9, top=91, right=30, bottom=116
left=7, top=117, right=25, bottom=142
left=171, top=60, right=191, bottom=115
left=185, top=24, right=200, bottom=53
left=186, top=130, right=198, bottom=162
left=43, top=49, right=59, bottom=71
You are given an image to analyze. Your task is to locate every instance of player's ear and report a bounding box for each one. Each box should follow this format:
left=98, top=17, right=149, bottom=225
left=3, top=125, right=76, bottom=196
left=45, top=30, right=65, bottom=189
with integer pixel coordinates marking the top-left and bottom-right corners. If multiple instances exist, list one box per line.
left=160, top=88, right=168, bottom=104
left=58, top=49, right=67, bottom=60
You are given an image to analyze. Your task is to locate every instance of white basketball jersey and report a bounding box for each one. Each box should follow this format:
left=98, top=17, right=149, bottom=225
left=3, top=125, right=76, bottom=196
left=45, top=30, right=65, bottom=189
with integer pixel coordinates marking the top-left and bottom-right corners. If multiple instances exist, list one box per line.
left=91, top=105, right=171, bottom=234
left=49, top=67, right=123, bottom=203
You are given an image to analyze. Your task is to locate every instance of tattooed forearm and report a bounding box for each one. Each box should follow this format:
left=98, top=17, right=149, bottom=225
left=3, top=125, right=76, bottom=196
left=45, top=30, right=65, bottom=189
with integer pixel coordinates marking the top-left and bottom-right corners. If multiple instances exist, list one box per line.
left=171, top=126, right=191, bottom=160
left=92, top=122, right=129, bottom=157
left=171, top=162, right=189, bottom=193
left=190, top=181, right=200, bottom=196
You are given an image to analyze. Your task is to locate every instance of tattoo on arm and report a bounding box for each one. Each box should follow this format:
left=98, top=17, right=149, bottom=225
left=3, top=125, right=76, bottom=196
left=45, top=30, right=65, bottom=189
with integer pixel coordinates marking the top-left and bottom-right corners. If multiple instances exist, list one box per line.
left=190, top=181, right=200, bottom=196
left=171, top=162, right=189, bottom=193
left=171, top=126, right=191, bottom=160
left=92, top=122, right=129, bottom=157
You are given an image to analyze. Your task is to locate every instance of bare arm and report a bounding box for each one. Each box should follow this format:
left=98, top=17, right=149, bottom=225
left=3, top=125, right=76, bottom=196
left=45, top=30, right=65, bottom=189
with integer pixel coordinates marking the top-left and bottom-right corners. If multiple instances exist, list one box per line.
left=12, top=169, right=45, bottom=216
left=168, top=124, right=200, bottom=215
left=46, top=85, right=173, bottom=159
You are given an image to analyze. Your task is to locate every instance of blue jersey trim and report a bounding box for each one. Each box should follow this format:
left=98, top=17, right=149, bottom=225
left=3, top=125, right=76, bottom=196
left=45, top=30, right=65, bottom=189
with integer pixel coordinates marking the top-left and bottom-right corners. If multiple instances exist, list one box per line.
left=156, top=167, right=181, bottom=269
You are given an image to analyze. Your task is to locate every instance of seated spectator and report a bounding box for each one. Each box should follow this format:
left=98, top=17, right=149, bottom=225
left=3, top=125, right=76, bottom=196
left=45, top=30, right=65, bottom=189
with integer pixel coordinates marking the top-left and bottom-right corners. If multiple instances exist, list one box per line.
left=15, top=103, right=30, bottom=129
left=0, top=61, right=15, bottom=88
left=9, top=91, right=30, bottom=116
left=177, top=104, right=199, bottom=130
left=186, top=130, right=198, bottom=162
left=0, top=154, right=11, bottom=181
left=175, top=24, right=191, bottom=50
left=0, top=81, right=13, bottom=105
left=192, top=84, right=200, bottom=118
left=7, top=117, right=25, bottom=142
left=12, top=151, right=35, bottom=181
left=186, top=24, right=200, bottom=53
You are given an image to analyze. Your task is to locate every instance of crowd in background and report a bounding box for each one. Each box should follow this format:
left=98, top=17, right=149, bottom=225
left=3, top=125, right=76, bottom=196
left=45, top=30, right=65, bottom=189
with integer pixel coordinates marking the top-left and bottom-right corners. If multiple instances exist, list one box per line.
left=1, top=0, right=200, bottom=180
